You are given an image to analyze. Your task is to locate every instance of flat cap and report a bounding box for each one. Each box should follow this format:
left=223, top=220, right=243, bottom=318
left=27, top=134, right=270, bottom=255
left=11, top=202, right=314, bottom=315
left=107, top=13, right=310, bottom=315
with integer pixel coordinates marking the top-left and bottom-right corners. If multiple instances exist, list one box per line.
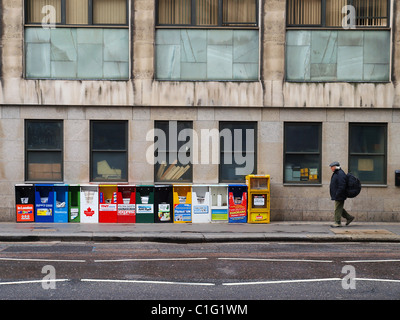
left=329, top=161, right=340, bottom=167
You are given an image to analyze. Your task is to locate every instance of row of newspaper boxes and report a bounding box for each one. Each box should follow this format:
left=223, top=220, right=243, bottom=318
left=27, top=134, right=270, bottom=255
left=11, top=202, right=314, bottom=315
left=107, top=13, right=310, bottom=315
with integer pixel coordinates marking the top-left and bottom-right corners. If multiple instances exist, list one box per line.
left=15, top=175, right=270, bottom=224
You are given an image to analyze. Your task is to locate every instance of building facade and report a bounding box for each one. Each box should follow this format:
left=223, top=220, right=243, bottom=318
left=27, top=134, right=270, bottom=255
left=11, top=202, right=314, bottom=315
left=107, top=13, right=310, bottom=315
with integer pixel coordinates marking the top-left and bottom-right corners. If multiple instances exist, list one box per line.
left=1, top=0, right=400, bottom=222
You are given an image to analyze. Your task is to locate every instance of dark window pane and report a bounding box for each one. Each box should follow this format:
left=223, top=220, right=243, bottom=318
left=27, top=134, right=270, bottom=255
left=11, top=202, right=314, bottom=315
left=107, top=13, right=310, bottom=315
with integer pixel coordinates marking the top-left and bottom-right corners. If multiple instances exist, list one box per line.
left=27, top=121, right=62, bottom=150
left=285, top=124, right=320, bottom=153
left=219, top=122, right=257, bottom=182
left=349, top=123, right=387, bottom=185
left=349, top=125, right=385, bottom=154
left=284, top=123, right=321, bottom=184
left=92, top=121, right=127, bottom=150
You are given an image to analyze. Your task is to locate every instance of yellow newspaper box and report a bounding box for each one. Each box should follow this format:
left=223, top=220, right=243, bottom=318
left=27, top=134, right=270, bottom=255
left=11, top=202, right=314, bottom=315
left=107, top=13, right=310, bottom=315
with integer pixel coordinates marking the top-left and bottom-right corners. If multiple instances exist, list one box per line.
left=246, top=175, right=270, bottom=224
left=173, top=185, right=192, bottom=223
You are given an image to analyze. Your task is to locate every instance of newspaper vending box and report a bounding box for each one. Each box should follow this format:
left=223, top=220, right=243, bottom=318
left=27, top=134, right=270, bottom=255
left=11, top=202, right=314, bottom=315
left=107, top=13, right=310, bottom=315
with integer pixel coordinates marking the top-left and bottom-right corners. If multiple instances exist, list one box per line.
left=15, top=184, right=35, bottom=222
left=246, top=175, right=270, bottom=224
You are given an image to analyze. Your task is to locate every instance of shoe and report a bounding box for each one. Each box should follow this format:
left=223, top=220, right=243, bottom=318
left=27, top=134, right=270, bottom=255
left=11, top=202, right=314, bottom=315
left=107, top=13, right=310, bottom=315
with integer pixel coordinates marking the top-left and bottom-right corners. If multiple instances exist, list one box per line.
left=346, top=216, right=354, bottom=226
left=331, top=223, right=341, bottom=228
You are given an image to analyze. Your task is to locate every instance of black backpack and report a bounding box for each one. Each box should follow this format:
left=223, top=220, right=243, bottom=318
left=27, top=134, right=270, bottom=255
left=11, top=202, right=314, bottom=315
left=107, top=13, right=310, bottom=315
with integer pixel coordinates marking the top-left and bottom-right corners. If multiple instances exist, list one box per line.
left=346, top=172, right=361, bottom=198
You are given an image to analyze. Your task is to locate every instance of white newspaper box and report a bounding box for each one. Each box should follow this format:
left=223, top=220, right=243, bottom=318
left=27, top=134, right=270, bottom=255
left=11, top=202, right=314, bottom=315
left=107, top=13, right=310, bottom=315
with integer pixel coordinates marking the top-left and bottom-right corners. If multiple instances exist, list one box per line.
left=80, top=185, right=99, bottom=223
left=192, top=185, right=211, bottom=223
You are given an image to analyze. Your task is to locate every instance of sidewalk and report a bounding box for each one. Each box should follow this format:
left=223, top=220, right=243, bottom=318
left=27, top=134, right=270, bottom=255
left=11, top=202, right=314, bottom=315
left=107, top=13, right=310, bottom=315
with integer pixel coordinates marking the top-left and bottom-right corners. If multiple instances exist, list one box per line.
left=1, top=221, right=400, bottom=243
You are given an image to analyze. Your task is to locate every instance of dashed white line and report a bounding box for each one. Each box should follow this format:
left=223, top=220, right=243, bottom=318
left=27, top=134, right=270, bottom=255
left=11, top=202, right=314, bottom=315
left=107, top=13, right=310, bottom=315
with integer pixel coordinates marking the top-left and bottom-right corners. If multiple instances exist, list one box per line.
left=222, top=278, right=342, bottom=286
left=355, top=278, right=400, bottom=283
left=342, top=259, right=400, bottom=263
left=94, top=257, right=209, bottom=263
left=81, top=279, right=215, bottom=286
left=0, top=279, right=70, bottom=286
left=0, top=257, right=86, bottom=263
left=218, top=257, right=333, bottom=263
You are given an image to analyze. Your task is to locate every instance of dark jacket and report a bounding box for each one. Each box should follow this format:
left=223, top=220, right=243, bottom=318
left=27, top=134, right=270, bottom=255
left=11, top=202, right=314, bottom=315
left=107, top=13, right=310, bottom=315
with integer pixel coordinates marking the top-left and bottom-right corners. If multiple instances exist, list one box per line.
left=330, top=168, right=347, bottom=201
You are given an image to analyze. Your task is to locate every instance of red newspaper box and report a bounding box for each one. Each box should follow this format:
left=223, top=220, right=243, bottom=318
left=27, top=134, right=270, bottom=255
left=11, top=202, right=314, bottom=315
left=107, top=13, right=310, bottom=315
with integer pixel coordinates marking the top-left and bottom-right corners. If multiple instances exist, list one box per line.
left=117, top=185, right=136, bottom=223
left=99, top=185, right=118, bottom=223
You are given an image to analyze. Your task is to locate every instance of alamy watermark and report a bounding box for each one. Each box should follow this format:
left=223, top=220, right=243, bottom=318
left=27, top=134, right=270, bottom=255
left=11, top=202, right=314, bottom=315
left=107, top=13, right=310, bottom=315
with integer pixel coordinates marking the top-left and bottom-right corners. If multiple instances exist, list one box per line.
left=41, top=5, right=56, bottom=29
left=342, top=265, right=356, bottom=290
left=41, top=265, right=56, bottom=289
left=145, top=124, right=255, bottom=176
left=342, top=5, right=356, bottom=30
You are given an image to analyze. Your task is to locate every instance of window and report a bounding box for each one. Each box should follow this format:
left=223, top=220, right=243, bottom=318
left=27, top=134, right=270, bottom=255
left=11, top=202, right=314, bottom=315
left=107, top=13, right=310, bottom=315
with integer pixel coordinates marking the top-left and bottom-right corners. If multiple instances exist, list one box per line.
left=349, top=123, right=387, bottom=185
left=90, top=121, right=128, bottom=182
left=284, top=123, right=322, bottom=184
left=154, top=121, right=193, bottom=182
left=219, top=122, right=257, bottom=182
left=26, top=0, right=128, bottom=26
left=25, top=120, right=63, bottom=181
left=24, top=0, right=129, bottom=79
left=156, top=0, right=258, bottom=27
left=287, top=0, right=389, bottom=27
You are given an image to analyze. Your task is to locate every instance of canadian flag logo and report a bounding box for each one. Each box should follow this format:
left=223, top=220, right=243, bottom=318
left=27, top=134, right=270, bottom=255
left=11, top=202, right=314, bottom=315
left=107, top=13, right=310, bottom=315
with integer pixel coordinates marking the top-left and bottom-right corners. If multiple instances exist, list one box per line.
left=84, top=207, right=95, bottom=217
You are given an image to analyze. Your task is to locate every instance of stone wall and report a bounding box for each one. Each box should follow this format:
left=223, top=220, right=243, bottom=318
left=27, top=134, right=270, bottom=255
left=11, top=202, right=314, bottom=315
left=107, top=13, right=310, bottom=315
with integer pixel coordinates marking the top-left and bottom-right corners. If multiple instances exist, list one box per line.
left=0, top=0, right=400, bottom=222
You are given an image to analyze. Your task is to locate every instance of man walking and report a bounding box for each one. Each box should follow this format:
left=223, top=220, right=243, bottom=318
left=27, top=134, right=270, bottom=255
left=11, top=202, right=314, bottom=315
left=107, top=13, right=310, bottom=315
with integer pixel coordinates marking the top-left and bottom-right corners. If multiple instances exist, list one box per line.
left=329, top=161, right=354, bottom=227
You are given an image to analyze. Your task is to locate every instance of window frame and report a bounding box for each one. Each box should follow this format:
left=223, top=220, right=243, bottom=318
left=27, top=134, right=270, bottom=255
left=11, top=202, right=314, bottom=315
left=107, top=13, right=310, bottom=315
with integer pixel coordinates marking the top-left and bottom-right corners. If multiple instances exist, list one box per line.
left=286, top=0, right=390, bottom=29
left=154, top=120, right=193, bottom=183
left=348, top=122, right=387, bottom=185
left=24, top=0, right=129, bottom=27
left=155, top=0, right=259, bottom=28
left=283, top=122, right=322, bottom=185
left=90, top=120, right=129, bottom=182
left=25, top=119, right=64, bottom=182
left=219, top=121, right=257, bottom=183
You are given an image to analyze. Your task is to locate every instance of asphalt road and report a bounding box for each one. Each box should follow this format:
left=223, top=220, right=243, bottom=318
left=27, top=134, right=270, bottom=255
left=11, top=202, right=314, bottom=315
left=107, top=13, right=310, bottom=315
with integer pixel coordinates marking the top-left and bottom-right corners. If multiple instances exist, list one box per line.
left=0, top=241, right=399, bottom=306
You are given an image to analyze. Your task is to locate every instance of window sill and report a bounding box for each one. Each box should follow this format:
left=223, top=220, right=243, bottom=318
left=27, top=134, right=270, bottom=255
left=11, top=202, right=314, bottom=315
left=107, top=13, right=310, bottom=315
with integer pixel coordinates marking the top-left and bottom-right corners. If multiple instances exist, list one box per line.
left=284, top=183, right=322, bottom=187
left=286, top=27, right=390, bottom=31
left=156, top=26, right=259, bottom=30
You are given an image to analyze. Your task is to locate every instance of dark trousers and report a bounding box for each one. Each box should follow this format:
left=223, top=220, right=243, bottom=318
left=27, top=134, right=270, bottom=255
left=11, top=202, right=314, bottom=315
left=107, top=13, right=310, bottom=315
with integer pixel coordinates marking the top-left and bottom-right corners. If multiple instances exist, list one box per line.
left=334, top=200, right=352, bottom=224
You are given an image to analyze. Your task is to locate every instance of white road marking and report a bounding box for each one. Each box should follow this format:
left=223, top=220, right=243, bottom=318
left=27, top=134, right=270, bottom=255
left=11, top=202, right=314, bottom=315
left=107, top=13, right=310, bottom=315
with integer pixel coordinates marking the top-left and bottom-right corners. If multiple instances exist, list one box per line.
left=81, top=278, right=215, bottom=286
left=0, top=279, right=70, bottom=286
left=0, top=257, right=86, bottom=263
left=94, top=257, right=208, bottom=262
left=355, top=278, right=400, bottom=283
left=342, top=259, right=400, bottom=263
left=222, top=278, right=341, bottom=286
left=218, top=257, right=333, bottom=263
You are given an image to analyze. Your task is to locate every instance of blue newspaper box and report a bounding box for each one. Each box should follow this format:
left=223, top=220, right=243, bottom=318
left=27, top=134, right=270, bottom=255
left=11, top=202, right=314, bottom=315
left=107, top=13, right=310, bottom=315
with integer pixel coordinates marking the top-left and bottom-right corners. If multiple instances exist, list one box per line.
left=35, top=184, right=54, bottom=223
left=54, top=184, right=69, bottom=223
